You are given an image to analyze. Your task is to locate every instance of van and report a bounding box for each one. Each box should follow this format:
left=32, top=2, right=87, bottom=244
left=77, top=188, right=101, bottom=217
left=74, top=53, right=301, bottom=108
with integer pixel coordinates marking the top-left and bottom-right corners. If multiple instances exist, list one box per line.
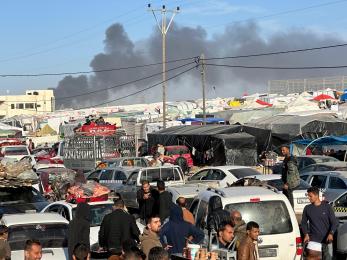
left=190, top=186, right=302, bottom=260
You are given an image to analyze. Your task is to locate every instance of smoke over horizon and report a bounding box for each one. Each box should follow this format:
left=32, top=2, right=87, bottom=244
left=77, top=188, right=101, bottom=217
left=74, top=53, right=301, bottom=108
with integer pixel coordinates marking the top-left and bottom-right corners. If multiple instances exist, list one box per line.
left=54, top=21, right=347, bottom=109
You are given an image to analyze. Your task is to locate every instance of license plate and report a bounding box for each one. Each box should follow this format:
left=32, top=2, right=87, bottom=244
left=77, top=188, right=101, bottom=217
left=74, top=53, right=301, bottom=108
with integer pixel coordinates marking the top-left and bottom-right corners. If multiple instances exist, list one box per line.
left=297, top=198, right=309, bottom=204
left=259, top=248, right=277, bottom=257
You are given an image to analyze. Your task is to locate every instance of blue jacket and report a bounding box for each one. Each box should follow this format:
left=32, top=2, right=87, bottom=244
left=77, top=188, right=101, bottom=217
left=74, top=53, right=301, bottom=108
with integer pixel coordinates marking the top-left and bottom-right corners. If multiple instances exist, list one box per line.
left=160, top=204, right=204, bottom=254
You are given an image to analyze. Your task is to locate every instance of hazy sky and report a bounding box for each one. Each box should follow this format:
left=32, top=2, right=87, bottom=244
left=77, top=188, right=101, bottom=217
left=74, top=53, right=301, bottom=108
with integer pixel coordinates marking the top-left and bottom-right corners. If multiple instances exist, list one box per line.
left=1, top=0, right=347, bottom=97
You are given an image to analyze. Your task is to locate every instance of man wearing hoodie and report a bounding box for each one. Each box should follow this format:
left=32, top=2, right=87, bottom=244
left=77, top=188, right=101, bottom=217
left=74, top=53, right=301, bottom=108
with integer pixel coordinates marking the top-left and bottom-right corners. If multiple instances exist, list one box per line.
left=160, top=204, right=204, bottom=255
left=207, top=196, right=230, bottom=235
left=68, top=202, right=91, bottom=260
left=140, top=216, right=162, bottom=260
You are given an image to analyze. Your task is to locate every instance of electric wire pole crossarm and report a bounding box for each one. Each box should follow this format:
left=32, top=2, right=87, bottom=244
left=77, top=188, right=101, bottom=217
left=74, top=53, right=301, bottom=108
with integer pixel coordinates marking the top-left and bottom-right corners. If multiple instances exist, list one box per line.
left=147, top=3, right=180, bottom=129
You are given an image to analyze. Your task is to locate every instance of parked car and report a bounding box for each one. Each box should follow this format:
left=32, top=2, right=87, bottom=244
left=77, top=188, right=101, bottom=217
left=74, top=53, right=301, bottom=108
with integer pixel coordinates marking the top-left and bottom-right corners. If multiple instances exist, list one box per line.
left=0, top=186, right=49, bottom=214
left=300, top=171, right=347, bottom=201
left=0, top=145, right=32, bottom=161
left=167, top=183, right=210, bottom=208
left=300, top=162, right=347, bottom=174
left=41, top=200, right=144, bottom=254
left=272, top=155, right=339, bottom=174
left=1, top=213, right=68, bottom=260
left=239, top=174, right=312, bottom=216
left=187, top=166, right=260, bottom=187
left=116, top=166, right=185, bottom=209
left=96, top=157, right=149, bottom=169
left=163, top=145, right=194, bottom=168
left=190, top=186, right=302, bottom=260
left=327, top=190, right=347, bottom=219
left=86, top=167, right=133, bottom=191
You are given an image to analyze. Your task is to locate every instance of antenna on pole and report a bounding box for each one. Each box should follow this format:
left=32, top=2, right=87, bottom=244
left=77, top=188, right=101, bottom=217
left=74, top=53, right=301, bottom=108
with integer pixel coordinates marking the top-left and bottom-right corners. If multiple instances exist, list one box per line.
left=147, top=3, right=180, bottom=129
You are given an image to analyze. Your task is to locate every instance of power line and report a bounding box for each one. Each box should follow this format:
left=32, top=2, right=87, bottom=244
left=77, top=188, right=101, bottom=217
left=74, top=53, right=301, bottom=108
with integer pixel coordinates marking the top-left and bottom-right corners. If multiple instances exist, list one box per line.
left=0, top=56, right=196, bottom=77
left=71, top=64, right=197, bottom=110
left=204, top=42, right=347, bottom=61
left=205, top=63, right=347, bottom=70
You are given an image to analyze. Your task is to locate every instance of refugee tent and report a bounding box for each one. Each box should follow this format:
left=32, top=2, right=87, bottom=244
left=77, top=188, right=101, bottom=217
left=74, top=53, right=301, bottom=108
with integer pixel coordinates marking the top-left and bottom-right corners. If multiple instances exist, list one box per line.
left=246, top=113, right=347, bottom=141
left=313, top=94, right=336, bottom=101
left=285, top=95, right=318, bottom=113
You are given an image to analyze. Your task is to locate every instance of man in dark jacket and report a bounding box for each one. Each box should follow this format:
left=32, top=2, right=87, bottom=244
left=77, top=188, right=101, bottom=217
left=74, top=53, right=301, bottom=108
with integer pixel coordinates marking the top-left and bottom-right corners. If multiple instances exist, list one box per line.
left=281, top=145, right=300, bottom=207
left=68, top=202, right=91, bottom=260
left=207, top=196, right=230, bottom=234
left=160, top=204, right=204, bottom=254
left=137, top=180, right=159, bottom=221
left=99, top=199, right=140, bottom=256
left=157, top=180, right=172, bottom=223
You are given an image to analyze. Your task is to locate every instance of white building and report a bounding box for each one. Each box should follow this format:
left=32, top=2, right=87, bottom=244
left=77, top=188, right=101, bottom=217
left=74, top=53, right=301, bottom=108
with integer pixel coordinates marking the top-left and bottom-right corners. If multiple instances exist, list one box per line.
left=0, top=89, right=55, bottom=118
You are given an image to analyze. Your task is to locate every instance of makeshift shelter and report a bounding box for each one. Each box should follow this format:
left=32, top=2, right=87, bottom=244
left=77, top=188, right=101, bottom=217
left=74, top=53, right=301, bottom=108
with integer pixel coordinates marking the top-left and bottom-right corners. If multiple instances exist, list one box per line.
left=147, top=125, right=269, bottom=166
left=0, top=122, right=22, bottom=137
left=285, top=96, right=318, bottom=113
left=313, top=94, right=336, bottom=101
left=37, top=124, right=57, bottom=136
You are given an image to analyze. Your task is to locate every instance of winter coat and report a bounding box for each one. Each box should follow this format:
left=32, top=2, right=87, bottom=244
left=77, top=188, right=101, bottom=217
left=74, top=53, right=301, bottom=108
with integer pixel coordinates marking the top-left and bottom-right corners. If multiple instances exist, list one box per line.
left=160, top=204, right=204, bottom=254
left=137, top=188, right=159, bottom=220
left=281, top=156, right=300, bottom=189
left=68, top=203, right=91, bottom=260
left=99, top=208, right=140, bottom=255
left=234, top=220, right=247, bottom=249
left=140, top=228, right=162, bottom=260
left=237, top=236, right=259, bottom=260
left=158, top=191, right=173, bottom=222
left=207, top=196, right=230, bottom=232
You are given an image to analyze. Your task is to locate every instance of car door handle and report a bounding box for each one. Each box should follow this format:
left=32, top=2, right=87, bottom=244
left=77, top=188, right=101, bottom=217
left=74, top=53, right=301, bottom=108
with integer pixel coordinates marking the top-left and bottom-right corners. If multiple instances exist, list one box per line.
left=42, top=249, right=54, bottom=255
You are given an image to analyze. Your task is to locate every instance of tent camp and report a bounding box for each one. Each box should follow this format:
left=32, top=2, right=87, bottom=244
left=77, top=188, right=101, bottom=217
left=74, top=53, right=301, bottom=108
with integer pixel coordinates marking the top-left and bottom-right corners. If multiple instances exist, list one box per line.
left=147, top=125, right=270, bottom=166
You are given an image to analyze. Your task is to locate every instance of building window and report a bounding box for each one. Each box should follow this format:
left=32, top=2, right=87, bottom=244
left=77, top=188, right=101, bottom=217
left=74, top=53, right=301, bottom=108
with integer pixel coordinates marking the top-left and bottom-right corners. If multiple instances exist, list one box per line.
left=36, top=104, right=41, bottom=108
left=11, top=104, right=15, bottom=109
left=16, top=103, right=24, bottom=109
left=27, top=92, right=32, bottom=95
left=33, top=91, right=39, bottom=95
left=25, top=103, right=35, bottom=109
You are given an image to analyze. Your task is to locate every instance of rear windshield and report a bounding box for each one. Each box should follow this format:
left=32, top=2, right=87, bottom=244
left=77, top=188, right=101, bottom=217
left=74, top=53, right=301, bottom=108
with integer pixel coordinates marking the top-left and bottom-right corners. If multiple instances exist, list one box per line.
left=224, top=201, right=293, bottom=235
left=8, top=223, right=68, bottom=250
left=228, top=168, right=260, bottom=179
left=4, top=147, right=28, bottom=155
left=165, top=147, right=189, bottom=156
left=72, top=204, right=113, bottom=227
left=0, top=187, right=46, bottom=205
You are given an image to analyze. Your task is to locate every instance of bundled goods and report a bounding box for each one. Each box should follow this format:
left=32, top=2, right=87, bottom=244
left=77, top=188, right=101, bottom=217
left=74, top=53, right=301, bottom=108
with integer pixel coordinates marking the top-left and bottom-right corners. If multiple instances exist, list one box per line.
left=0, top=158, right=38, bottom=187
left=46, top=169, right=77, bottom=201
left=66, top=181, right=110, bottom=203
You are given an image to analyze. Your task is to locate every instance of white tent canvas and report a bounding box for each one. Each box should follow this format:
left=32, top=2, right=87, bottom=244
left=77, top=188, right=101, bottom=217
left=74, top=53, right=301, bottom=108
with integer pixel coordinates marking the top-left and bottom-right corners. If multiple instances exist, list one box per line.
left=285, top=95, right=318, bottom=113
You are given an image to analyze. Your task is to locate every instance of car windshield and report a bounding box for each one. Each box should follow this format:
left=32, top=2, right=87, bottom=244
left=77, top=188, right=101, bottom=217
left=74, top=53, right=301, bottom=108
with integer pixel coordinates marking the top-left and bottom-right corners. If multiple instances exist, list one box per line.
left=228, top=168, right=260, bottom=178
left=4, top=147, right=28, bottom=155
left=224, top=200, right=293, bottom=235
left=72, top=204, right=113, bottom=227
left=0, top=187, right=46, bottom=205
left=314, top=157, right=338, bottom=163
left=8, top=223, right=68, bottom=250
left=335, top=167, right=347, bottom=171
left=165, top=147, right=189, bottom=156
left=266, top=179, right=311, bottom=191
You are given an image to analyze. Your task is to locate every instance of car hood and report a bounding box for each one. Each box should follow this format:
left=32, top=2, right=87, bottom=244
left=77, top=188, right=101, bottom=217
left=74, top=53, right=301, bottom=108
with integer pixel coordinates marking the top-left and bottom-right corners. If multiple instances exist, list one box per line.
left=0, top=202, right=49, bottom=215
left=11, top=248, right=68, bottom=260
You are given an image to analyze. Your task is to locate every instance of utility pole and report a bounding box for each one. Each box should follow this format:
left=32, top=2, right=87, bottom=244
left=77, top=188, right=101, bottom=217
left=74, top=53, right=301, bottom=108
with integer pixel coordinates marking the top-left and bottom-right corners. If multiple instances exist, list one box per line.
left=148, top=3, right=180, bottom=129
left=199, top=54, right=207, bottom=125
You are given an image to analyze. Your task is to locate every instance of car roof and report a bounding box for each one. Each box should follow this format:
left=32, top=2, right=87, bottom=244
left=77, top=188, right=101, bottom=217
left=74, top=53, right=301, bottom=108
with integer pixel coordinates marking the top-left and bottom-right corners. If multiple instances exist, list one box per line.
left=167, top=184, right=209, bottom=197
left=247, top=174, right=281, bottom=181
left=301, top=171, right=347, bottom=178
left=51, top=200, right=114, bottom=208
left=2, top=213, right=69, bottom=226
left=297, top=155, right=336, bottom=159
left=198, top=165, right=252, bottom=171
left=103, top=157, right=144, bottom=162
left=308, top=162, right=347, bottom=167
left=199, top=186, right=283, bottom=201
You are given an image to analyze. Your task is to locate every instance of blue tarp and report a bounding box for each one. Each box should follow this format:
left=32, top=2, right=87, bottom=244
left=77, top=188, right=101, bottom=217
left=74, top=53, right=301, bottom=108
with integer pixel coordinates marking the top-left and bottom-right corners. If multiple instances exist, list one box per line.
left=293, top=135, right=347, bottom=146
left=179, top=117, right=225, bottom=123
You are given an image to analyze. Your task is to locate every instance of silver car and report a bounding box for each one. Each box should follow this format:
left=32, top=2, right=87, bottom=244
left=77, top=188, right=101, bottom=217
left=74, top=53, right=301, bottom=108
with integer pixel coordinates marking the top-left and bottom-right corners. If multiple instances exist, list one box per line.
left=300, top=171, right=347, bottom=201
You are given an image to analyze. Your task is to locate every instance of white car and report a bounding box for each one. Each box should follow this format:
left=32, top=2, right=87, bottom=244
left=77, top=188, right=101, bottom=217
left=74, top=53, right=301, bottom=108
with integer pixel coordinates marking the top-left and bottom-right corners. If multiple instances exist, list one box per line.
left=0, top=145, right=31, bottom=161
left=190, top=186, right=302, bottom=260
left=243, top=174, right=313, bottom=216
left=187, top=166, right=261, bottom=187
left=167, top=183, right=210, bottom=208
left=1, top=213, right=69, bottom=260
left=41, top=200, right=145, bottom=254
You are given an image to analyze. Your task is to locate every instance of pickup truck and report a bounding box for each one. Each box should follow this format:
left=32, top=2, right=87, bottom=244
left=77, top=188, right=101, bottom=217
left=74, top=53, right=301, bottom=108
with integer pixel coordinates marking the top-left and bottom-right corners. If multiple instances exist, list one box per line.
left=116, top=166, right=185, bottom=210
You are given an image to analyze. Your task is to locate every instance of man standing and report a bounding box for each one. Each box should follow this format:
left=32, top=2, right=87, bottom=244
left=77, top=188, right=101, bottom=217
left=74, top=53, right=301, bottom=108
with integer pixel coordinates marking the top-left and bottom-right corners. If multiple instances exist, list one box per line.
left=281, top=145, right=300, bottom=207
left=231, top=210, right=246, bottom=249
left=137, top=180, right=159, bottom=221
left=140, top=216, right=162, bottom=260
left=176, top=197, right=195, bottom=225
left=72, top=243, right=90, bottom=260
left=207, top=196, right=230, bottom=234
left=301, top=187, right=338, bottom=260
left=157, top=180, right=172, bottom=223
left=217, top=222, right=235, bottom=250
left=237, top=222, right=260, bottom=260
left=24, top=240, right=42, bottom=260
left=28, top=139, right=35, bottom=153
left=99, top=199, right=140, bottom=256
left=68, top=202, right=91, bottom=260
